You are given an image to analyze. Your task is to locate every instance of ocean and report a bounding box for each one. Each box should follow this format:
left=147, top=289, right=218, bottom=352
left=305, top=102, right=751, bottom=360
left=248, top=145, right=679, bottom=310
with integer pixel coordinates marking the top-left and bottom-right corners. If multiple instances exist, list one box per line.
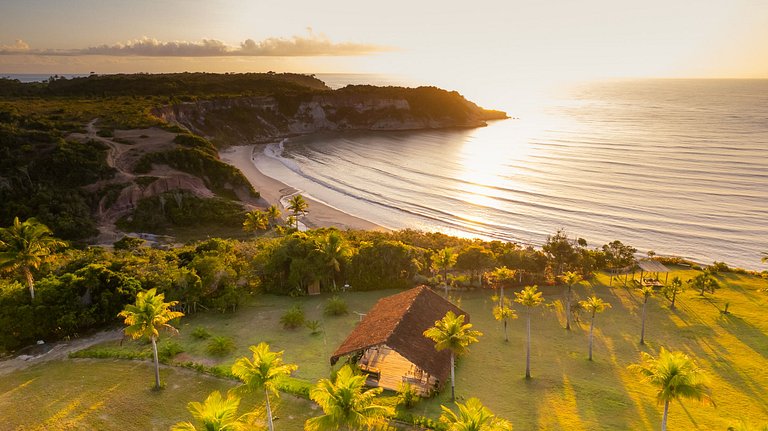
left=257, top=78, right=768, bottom=269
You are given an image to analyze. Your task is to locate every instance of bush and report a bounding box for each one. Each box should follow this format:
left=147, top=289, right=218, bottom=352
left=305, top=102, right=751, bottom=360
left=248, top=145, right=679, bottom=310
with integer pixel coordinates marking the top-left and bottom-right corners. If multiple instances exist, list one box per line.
left=191, top=326, right=211, bottom=340
left=397, top=382, right=420, bottom=409
left=280, top=305, right=305, bottom=329
left=305, top=320, right=322, bottom=335
left=206, top=336, right=236, bottom=356
left=324, top=296, right=348, bottom=316
left=158, top=341, right=185, bottom=361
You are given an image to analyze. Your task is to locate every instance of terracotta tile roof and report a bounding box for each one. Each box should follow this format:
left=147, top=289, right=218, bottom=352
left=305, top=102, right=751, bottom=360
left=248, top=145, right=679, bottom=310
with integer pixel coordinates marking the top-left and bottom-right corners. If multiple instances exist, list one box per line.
left=330, top=285, right=468, bottom=383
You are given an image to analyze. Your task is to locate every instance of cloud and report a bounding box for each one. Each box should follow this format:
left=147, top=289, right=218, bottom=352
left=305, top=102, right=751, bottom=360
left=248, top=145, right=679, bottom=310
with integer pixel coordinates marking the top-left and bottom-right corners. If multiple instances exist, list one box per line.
left=0, top=39, right=30, bottom=52
left=0, top=34, right=389, bottom=57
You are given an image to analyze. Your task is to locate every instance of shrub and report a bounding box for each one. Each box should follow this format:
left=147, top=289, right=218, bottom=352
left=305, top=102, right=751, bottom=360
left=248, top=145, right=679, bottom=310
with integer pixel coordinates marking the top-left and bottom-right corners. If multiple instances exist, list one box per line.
left=305, top=320, right=322, bottom=335
left=324, top=296, right=349, bottom=316
left=191, top=326, right=211, bottom=340
left=158, top=341, right=185, bottom=361
left=397, top=382, right=420, bottom=409
left=206, top=336, right=236, bottom=356
left=280, top=305, right=305, bottom=329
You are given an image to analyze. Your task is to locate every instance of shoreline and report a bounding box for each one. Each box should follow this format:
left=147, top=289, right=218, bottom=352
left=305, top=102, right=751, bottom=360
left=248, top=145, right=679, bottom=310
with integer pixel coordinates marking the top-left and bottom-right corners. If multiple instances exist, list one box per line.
left=219, top=145, right=387, bottom=232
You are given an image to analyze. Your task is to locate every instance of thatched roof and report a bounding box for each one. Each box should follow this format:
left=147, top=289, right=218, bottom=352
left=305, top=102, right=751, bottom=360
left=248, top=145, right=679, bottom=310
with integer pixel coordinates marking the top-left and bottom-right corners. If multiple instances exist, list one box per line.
left=330, top=285, right=467, bottom=383
left=637, top=259, right=670, bottom=273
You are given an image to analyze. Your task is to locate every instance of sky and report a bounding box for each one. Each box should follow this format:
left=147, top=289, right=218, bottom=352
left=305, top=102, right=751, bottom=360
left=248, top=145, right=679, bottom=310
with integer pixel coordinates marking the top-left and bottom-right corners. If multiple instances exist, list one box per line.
left=1, top=0, right=767, bottom=105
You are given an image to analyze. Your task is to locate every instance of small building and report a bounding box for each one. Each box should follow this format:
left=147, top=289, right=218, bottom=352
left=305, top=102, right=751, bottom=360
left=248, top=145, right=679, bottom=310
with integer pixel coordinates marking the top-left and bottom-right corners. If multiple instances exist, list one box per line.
left=330, top=285, right=468, bottom=396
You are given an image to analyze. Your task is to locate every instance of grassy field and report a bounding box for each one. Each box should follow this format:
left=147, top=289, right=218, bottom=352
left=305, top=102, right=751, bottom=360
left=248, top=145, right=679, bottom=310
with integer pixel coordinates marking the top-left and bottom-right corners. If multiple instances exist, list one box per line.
left=2, top=267, right=767, bottom=430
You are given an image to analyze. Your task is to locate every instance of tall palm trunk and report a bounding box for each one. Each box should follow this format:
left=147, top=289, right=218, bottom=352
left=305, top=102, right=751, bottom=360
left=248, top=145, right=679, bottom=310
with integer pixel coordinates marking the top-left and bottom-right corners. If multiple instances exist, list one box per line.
left=670, top=291, right=677, bottom=309
left=503, top=320, right=508, bottom=342
left=565, top=285, right=572, bottom=330
left=450, top=352, right=455, bottom=400
left=588, top=313, right=595, bottom=361
left=151, top=336, right=161, bottom=389
left=640, top=298, right=648, bottom=345
left=265, top=388, right=274, bottom=431
left=24, top=267, right=35, bottom=300
left=661, top=399, right=669, bottom=431
left=525, top=310, right=531, bottom=379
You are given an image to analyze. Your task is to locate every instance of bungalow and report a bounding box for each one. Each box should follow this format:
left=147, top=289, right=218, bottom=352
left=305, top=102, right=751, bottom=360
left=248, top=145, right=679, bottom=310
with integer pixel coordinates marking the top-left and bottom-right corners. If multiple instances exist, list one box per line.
left=330, top=285, right=468, bottom=396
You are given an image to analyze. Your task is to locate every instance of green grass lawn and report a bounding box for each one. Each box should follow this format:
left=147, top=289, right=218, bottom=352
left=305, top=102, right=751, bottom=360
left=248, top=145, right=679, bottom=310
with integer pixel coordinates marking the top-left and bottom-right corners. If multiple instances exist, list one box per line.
left=3, top=267, right=767, bottom=430
left=0, top=359, right=316, bottom=431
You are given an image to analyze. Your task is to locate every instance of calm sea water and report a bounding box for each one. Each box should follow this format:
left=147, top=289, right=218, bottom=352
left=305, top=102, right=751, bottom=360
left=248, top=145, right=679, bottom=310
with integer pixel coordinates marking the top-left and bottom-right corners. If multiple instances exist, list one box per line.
left=256, top=78, right=768, bottom=269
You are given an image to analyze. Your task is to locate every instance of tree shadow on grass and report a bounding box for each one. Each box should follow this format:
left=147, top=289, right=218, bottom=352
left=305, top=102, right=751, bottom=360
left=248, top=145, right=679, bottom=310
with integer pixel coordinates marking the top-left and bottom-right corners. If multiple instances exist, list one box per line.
left=717, top=313, right=768, bottom=358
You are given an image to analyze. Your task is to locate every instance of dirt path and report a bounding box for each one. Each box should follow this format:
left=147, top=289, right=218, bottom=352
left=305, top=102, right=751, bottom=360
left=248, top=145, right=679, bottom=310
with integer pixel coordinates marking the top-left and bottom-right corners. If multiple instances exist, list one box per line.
left=0, top=329, right=122, bottom=376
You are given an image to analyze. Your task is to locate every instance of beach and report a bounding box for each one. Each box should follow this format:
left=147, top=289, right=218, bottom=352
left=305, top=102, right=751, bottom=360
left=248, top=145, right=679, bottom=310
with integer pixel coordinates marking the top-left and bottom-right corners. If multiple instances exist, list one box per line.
left=219, top=145, right=386, bottom=232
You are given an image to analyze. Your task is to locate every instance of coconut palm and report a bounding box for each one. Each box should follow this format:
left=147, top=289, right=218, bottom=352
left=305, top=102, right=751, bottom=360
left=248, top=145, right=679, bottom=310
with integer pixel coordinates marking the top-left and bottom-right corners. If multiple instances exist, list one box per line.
left=433, top=248, right=457, bottom=291
left=305, top=365, right=392, bottom=431
left=579, top=296, right=611, bottom=360
left=117, top=288, right=184, bottom=389
left=492, top=296, right=517, bottom=342
left=439, top=397, right=513, bottom=431
left=514, top=285, right=544, bottom=379
left=639, top=286, right=654, bottom=345
left=287, top=195, right=308, bottom=228
left=316, top=232, right=351, bottom=290
left=488, top=266, right=517, bottom=307
left=171, top=390, right=263, bottom=431
left=663, top=276, right=685, bottom=309
left=558, top=271, right=582, bottom=330
left=243, top=210, right=269, bottom=233
left=0, top=216, right=66, bottom=300
left=628, top=348, right=714, bottom=431
left=424, top=311, right=483, bottom=400
left=266, top=205, right=282, bottom=228
left=231, top=342, right=298, bottom=431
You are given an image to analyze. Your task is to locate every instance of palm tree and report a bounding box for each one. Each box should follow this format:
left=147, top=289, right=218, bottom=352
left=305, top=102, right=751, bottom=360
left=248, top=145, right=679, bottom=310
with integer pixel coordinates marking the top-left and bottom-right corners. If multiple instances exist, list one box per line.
left=688, top=272, right=720, bottom=296
left=117, top=288, right=184, bottom=389
left=439, top=397, right=513, bottom=431
left=558, top=271, right=582, bottom=330
left=287, top=195, right=308, bottom=228
left=305, top=365, right=392, bottom=431
left=423, top=311, right=483, bottom=400
left=432, top=247, right=457, bottom=287
left=231, top=342, right=298, bottom=431
left=171, top=390, right=263, bottom=431
left=0, top=217, right=66, bottom=300
left=266, top=205, right=281, bottom=228
left=579, top=296, right=611, bottom=360
left=664, top=276, right=685, bottom=309
left=492, top=296, right=517, bottom=342
left=243, top=210, right=269, bottom=233
left=488, top=266, right=516, bottom=307
left=639, top=286, right=654, bottom=345
left=514, top=285, right=544, bottom=379
left=316, top=232, right=351, bottom=291
left=628, top=348, right=714, bottom=431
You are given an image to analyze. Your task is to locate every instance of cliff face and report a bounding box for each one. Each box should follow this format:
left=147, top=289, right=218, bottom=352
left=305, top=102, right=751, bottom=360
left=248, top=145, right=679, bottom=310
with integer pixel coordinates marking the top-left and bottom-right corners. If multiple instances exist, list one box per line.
left=153, top=87, right=507, bottom=145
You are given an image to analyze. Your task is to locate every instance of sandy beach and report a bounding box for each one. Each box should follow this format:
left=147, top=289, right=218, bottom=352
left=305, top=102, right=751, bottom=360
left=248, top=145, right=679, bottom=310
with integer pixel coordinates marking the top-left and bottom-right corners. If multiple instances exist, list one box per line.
left=220, top=145, right=386, bottom=231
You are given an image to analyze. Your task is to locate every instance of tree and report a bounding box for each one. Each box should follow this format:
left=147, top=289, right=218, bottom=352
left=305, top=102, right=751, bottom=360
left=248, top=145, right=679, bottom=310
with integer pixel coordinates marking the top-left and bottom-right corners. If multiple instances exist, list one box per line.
left=266, top=205, right=281, bottom=228
left=432, top=247, right=457, bottom=285
left=579, top=296, right=611, bottom=360
left=663, top=276, right=685, bottom=309
left=455, top=245, right=495, bottom=286
left=423, top=311, right=483, bottom=400
left=492, top=296, right=517, bottom=342
left=558, top=271, right=582, bottom=330
left=316, top=231, right=352, bottom=290
left=542, top=229, right=577, bottom=275
left=305, top=365, right=392, bottom=431
left=286, top=195, right=308, bottom=227
left=602, top=240, right=637, bottom=286
left=514, top=285, right=544, bottom=379
left=171, top=390, right=263, bottom=431
left=231, top=342, right=298, bottom=431
left=439, top=397, right=513, bottom=431
left=0, top=216, right=66, bottom=299
left=628, top=348, right=713, bottom=431
left=117, top=288, right=184, bottom=389
left=688, top=272, right=720, bottom=296
left=243, top=210, right=269, bottom=233
left=487, top=266, right=517, bottom=307
left=639, top=286, right=654, bottom=345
